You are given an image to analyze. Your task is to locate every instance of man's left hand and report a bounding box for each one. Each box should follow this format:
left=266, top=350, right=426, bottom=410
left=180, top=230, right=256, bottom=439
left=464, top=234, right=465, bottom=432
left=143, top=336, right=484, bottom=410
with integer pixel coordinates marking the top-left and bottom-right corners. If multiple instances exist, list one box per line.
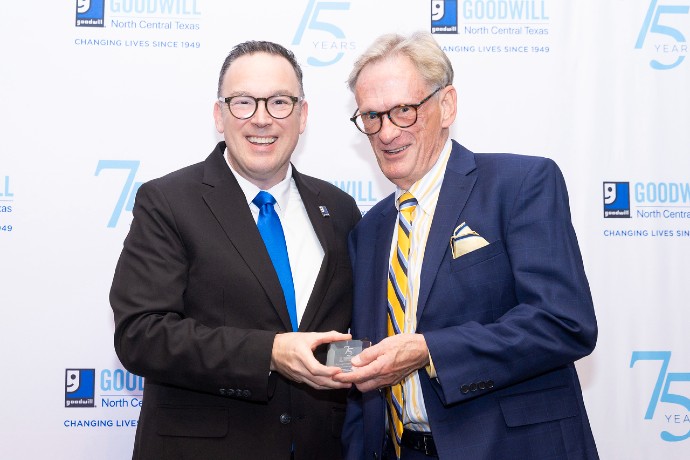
left=332, top=333, right=429, bottom=392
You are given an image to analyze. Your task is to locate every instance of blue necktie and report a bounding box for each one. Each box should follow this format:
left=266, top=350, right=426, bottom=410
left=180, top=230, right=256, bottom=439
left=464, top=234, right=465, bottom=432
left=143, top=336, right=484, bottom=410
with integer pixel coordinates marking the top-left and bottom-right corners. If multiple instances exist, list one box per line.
left=253, top=191, right=298, bottom=332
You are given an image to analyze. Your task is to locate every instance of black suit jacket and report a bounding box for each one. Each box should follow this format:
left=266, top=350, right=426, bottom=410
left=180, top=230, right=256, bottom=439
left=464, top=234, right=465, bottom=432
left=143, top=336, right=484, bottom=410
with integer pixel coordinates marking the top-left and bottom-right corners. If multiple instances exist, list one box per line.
left=110, top=142, right=361, bottom=460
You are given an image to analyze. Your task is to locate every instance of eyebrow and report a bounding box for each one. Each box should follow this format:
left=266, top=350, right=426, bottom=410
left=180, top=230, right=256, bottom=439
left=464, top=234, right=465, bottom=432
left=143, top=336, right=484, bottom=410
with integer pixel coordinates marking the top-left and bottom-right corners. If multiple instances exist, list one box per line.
left=225, top=89, right=297, bottom=97
left=359, top=100, right=415, bottom=114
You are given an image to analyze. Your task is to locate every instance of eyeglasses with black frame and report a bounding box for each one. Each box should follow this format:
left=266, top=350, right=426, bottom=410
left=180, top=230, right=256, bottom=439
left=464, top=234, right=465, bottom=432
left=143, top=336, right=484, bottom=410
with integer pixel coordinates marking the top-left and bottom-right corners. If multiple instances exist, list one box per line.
left=218, top=94, right=303, bottom=120
left=349, top=87, right=442, bottom=135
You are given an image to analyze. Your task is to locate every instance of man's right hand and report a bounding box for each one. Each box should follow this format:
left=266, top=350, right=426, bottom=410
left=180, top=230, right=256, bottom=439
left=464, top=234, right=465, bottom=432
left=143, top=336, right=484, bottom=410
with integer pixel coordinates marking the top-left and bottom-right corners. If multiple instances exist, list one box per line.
left=270, top=331, right=353, bottom=390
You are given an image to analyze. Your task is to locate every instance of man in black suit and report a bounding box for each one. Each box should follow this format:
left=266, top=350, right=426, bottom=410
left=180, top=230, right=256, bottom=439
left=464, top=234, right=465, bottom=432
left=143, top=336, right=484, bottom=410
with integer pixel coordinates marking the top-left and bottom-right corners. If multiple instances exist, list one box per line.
left=110, top=41, right=361, bottom=460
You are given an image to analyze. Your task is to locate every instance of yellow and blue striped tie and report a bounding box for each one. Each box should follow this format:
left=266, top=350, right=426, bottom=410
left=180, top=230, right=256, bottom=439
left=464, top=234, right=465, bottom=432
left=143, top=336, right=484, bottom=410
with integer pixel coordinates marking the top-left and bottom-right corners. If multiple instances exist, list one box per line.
left=386, top=191, right=417, bottom=458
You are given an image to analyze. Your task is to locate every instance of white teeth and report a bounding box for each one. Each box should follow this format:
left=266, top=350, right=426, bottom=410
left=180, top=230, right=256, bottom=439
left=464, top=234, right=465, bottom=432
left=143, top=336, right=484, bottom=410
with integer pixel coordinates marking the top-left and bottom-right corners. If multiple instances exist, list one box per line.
left=247, top=136, right=277, bottom=145
left=387, top=146, right=407, bottom=154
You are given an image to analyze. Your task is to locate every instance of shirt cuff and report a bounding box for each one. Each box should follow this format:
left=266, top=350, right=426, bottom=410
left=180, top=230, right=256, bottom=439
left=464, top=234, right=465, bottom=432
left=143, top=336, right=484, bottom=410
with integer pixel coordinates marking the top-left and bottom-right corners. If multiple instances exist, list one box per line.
left=425, top=352, right=437, bottom=379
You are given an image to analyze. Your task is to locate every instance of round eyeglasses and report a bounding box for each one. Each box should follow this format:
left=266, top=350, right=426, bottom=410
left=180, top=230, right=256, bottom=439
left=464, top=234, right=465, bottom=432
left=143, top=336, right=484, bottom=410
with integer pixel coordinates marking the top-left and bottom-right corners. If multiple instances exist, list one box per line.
left=218, top=94, right=303, bottom=120
left=349, top=87, right=442, bottom=135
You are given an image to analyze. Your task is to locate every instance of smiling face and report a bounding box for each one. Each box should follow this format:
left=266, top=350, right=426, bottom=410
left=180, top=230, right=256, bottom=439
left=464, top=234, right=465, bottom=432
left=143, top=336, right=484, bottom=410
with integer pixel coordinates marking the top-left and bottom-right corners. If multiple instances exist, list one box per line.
left=213, top=52, right=307, bottom=190
left=65, top=370, right=80, bottom=393
left=354, top=55, right=456, bottom=190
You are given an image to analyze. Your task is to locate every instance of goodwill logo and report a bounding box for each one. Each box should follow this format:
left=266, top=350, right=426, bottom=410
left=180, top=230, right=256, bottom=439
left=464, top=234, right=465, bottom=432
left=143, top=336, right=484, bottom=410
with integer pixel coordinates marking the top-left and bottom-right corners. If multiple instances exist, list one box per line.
left=630, top=351, right=690, bottom=442
left=636, top=0, right=689, bottom=70
left=76, top=0, right=105, bottom=27
left=439, top=0, right=552, bottom=56
left=602, top=180, right=690, bottom=238
left=95, top=160, right=143, bottom=228
left=603, top=182, right=631, bottom=218
left=292, top=0, right=355, bottom=67
left=64, top=368, right=143, bottom=428
left=74, top=0, right=202, bottom=49
left=432, top=0, right=459, bottom=34
left=65, top=369, right=95, bottom=407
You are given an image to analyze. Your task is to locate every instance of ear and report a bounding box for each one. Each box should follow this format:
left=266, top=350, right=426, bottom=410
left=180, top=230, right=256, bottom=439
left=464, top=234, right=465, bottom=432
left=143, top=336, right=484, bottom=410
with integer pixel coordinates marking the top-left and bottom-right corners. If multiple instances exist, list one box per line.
left=439, top=85, right=457, bottom=129
left=213, top=101, right=224, bottom=134
left=298, top=100, right=308, bottom=134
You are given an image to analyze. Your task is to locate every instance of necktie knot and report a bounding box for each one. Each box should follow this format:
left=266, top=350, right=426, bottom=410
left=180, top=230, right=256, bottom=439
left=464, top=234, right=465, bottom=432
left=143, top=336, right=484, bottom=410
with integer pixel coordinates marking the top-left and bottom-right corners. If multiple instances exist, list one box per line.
left=399, top=192, right=417, bottom=224
left=253, top=190, right=276, bottom=209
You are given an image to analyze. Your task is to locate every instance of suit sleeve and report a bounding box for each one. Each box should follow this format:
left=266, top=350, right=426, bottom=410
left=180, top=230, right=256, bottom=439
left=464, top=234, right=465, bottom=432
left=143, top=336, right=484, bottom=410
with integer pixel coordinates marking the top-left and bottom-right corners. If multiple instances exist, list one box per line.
left=109, top=181, right=277, bottom=400
left=423, top=158, right=597, bottom=406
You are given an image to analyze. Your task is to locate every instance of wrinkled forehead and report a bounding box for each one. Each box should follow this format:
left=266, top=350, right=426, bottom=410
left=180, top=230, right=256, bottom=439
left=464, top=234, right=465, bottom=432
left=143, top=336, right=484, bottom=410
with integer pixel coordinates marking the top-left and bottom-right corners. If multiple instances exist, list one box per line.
left=354, top=57, right=430, bottom=111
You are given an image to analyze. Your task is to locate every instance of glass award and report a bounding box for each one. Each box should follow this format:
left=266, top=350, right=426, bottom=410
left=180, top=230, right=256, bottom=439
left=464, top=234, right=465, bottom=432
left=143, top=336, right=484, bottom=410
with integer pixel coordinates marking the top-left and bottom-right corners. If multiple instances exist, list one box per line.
left=326, top=339, right=371, bottom=372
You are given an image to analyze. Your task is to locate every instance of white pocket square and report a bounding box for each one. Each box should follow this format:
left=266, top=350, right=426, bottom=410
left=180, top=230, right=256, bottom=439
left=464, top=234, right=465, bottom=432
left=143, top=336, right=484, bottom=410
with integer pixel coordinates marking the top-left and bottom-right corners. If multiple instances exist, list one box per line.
left=450, top=222, right=489, bottom=259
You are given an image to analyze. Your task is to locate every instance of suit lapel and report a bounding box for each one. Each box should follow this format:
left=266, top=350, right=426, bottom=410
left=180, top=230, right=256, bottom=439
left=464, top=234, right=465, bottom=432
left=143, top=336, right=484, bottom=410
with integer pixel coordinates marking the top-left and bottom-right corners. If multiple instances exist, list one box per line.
left=292, top=168, right=337, bottom=332
left=374, top=197, right=397, bottom=343
left=201, top=143, right=293, bottom=331
left=417, top=141, right=477, bottom=322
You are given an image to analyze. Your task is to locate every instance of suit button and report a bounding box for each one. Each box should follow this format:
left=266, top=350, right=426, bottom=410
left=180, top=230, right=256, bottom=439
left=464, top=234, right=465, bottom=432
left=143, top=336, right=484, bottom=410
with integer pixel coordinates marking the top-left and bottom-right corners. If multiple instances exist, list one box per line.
left=227, top=389, right=235, bottom=397
left=469, top=383, right=477, bottom=392
left=461, top=384, right=470, bottom=394
left=487, top=380, right=494, bottom=389
left=279, top=413, right=292, bottom=424
left=478, top=381, right=486, bottom=390
left=219, top=389, right=226, bottom=396
left=242, top=390, right=251, bottom=398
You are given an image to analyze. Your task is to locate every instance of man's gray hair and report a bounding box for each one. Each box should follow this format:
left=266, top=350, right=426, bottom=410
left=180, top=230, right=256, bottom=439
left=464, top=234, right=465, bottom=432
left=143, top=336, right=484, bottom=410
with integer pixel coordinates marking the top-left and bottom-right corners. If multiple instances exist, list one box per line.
left=347, top=31, right=454, bottom=92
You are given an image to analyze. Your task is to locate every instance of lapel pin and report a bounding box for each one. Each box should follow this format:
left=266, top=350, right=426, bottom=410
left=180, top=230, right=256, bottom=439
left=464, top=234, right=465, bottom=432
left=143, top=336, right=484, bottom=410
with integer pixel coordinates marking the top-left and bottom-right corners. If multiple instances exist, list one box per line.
left=319, top=206, right=330, bottom=217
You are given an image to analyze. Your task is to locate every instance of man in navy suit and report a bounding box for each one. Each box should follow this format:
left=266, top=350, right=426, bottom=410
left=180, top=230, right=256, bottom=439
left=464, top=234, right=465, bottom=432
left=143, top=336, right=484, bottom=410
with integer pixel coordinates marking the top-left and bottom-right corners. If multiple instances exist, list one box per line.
left=335, top=32, right=599, bottom=459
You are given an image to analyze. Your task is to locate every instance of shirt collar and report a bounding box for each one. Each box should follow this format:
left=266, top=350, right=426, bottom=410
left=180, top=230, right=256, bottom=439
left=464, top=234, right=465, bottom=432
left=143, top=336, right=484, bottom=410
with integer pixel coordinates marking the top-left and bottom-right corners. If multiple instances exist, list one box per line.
left=224, top=148, right=293, bottom=212
left=394, top=137, right=453, bottom=214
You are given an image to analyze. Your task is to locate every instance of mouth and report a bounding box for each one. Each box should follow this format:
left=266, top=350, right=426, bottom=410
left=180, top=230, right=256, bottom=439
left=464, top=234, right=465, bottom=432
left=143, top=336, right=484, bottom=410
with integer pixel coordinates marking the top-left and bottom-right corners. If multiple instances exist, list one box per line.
left=247, top=136, right=277, bottom=145
left=383, top=145, right=409, bottom=155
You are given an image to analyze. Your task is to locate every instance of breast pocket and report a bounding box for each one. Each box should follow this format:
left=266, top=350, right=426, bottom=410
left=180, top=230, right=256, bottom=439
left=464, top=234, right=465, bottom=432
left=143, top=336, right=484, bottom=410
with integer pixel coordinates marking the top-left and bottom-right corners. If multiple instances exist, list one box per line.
left=441, top=240, right=514, bottom=323
left=449, top=240, right=506, bottom=273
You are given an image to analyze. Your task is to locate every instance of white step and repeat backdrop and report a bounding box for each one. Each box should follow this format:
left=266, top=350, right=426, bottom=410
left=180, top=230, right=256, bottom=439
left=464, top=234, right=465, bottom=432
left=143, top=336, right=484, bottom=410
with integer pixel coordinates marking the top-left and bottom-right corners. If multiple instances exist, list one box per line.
left=1, top=1, right=689, bottom=458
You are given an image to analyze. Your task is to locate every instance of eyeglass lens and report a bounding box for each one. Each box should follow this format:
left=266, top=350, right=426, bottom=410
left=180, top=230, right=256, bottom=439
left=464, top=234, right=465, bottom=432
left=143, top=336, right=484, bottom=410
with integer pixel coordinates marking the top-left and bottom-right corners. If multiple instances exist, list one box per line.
left=357, top=106, right=417, bottom=133
left=228, top=95, right=296, bottom=119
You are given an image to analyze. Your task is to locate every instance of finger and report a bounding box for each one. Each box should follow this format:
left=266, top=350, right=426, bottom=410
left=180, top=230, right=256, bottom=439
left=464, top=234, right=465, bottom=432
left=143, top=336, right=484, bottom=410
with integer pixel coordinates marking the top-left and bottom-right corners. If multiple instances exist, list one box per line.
left=331, top=371, right=356, bottom=383
left=332, top=363, right=379, bottom=384
left=350, top=345, right=380, bottom=366
left=355, top=380, right=383, bottom=392
left=307, top=361, right=344, bottom=377
left=304, top=375, right=353, bottom=390
left=312, top=330, right=352, bottom=347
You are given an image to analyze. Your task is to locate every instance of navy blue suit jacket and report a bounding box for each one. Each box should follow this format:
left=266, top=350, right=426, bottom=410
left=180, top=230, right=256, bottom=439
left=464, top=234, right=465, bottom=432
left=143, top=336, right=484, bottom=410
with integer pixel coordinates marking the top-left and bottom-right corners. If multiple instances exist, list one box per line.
left=343, top=141, right=598, bottom=459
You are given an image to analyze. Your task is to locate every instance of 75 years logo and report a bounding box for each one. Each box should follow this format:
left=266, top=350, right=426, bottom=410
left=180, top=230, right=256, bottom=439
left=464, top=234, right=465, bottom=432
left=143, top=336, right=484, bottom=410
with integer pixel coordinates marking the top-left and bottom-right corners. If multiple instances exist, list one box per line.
left=635, top=0, right=689, bottom=70
left=292, top=0, right=353, bottom=66
left=95, top=160, right=143, bottom=228
left=630, top=351, right=690, bottom=442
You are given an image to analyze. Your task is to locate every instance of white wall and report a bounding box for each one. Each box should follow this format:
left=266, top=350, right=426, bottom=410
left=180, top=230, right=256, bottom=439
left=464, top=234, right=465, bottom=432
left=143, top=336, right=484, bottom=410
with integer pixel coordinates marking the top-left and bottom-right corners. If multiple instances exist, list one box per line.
left=1, top=1, right=689, bottom=458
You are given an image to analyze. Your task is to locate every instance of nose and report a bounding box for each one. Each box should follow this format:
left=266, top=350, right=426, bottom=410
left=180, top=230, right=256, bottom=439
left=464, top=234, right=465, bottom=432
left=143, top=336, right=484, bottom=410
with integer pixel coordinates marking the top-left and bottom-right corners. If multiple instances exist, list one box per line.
left=377, top=114, right=400, bottom=143
left=251, top=100, right=273, bottom=126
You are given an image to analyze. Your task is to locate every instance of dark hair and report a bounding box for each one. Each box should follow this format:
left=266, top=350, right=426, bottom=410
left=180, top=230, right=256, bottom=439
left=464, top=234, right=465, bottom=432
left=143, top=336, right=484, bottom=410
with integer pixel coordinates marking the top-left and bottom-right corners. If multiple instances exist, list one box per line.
left=217, top=41, right=304, bottom=98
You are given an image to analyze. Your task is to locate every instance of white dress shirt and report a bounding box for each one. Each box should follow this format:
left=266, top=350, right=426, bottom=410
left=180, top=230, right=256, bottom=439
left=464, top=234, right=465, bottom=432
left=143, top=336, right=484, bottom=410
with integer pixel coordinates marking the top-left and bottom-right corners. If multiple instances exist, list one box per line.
left=224, top=153, right=324, bottom=326
left=389, top=137, right=453, bottom=431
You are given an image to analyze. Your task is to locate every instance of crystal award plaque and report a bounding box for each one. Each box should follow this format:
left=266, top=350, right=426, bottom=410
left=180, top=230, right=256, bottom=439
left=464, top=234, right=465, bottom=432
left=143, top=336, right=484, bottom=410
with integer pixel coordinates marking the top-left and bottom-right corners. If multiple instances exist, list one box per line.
left=326, top=340, right=371, bottom=372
